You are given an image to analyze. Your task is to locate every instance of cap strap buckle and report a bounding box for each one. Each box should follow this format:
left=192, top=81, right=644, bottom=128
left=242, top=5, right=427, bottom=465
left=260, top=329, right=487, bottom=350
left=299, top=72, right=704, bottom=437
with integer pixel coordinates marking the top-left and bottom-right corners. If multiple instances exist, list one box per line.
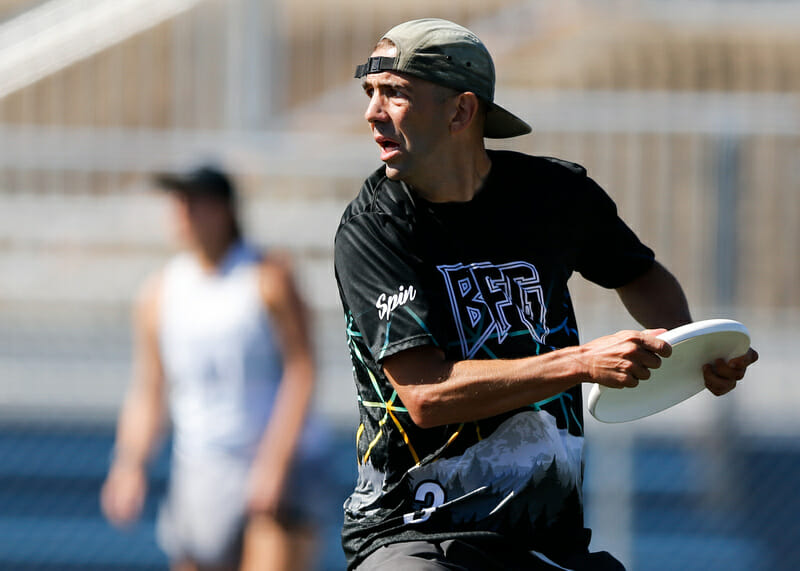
left=354, top=56, right=397, bottom=78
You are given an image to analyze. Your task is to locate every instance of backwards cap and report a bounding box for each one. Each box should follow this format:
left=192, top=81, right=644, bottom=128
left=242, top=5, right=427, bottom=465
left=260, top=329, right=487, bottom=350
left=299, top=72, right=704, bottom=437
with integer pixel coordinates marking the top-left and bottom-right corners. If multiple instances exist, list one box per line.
left=355, top=18, right=531, bottom=139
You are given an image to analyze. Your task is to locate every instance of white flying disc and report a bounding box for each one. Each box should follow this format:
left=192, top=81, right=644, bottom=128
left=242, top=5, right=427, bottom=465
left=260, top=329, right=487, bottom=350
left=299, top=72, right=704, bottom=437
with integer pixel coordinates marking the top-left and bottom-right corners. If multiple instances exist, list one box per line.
left=588, top=319, right=750, bottom=423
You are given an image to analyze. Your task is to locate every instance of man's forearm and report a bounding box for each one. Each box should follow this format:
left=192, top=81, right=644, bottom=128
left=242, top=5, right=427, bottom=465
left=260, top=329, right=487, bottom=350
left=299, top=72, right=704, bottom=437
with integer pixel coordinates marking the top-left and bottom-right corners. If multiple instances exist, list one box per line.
left=385, top=329, right=671, bottom=429
left=112, top=389, right=165, bottom=468
left=384, top=346, right=584, bottom=428
left=253, top=361, right=314, bottom=474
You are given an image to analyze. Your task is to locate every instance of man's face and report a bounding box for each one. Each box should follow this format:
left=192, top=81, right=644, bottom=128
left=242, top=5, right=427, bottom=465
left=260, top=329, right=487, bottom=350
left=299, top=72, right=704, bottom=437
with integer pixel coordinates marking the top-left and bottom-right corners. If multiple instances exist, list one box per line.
left=168, top=191, right=233, bottom=250
left=361, top=46, right=454, bottom=184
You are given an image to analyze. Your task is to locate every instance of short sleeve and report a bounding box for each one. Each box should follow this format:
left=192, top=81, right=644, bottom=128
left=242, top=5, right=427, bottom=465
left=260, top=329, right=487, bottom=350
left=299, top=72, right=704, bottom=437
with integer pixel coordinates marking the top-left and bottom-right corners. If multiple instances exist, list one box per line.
left=572, top=176, right=655, bottom=288
left=334, top=213, right=443, bottom=362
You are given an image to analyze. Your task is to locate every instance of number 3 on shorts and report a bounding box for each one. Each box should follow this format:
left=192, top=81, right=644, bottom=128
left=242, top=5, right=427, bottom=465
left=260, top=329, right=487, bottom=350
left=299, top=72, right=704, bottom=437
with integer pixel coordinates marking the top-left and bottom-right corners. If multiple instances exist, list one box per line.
left=403, top=481, right=445, bottom=525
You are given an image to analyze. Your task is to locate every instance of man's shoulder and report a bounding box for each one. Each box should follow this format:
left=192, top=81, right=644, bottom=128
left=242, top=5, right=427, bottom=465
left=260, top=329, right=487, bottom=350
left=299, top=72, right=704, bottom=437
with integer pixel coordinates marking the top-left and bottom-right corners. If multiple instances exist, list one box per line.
left=339, top=165, right=414, bottom=227
left=490, top=149, right=588, bottom=179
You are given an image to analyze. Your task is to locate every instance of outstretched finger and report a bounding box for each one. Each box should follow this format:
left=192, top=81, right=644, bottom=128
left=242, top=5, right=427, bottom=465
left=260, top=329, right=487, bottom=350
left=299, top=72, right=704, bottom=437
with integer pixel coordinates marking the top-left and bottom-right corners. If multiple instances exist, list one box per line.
left=642, top=328, right=668, bottom=337
left=639, top=329, right=672, bottom=358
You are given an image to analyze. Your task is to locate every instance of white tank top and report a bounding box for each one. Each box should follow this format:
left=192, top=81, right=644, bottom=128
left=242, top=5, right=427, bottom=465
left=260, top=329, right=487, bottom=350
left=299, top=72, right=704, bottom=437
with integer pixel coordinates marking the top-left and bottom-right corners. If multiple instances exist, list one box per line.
left=159, top=242, right=283, bottom=461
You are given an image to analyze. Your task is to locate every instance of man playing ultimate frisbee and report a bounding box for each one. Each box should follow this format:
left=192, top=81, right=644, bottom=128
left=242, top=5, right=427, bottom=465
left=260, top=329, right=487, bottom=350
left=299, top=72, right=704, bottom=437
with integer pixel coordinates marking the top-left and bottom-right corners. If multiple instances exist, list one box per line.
left=334, top=18, right=758, bottom=570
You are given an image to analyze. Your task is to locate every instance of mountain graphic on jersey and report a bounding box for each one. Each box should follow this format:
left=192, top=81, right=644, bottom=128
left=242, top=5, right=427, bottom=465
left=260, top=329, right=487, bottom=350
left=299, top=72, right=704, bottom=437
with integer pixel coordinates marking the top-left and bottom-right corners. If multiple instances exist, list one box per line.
left=438, top=261, right=550, bottom=359
left=402, top=410, right=583, bottom=532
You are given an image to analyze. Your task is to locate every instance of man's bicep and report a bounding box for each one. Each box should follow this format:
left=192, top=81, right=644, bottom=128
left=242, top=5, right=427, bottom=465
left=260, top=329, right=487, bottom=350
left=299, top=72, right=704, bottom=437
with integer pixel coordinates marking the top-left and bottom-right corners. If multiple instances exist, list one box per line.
left=382, top=345, right=450, bottom=426
left=615, top=261, right=692, bottom=329
left=382, top=345, right=449, bottom=387
left=128, top=274, right=166, bottom=405
left=259, top=260, right=313, bottom=365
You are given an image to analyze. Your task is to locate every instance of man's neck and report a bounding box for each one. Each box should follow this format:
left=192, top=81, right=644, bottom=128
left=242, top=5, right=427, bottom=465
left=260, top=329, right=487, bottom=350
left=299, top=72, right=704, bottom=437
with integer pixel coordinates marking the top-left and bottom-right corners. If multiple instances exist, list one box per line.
left=193, top=238, right=237, bottom=273
left=409, top=147, right=492, bottom=203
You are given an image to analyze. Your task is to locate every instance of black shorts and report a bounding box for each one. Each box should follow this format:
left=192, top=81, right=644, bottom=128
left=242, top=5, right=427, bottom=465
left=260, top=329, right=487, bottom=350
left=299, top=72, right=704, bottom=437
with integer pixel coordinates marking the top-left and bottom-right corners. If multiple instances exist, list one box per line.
left=355, top=538, right=625, bottom=571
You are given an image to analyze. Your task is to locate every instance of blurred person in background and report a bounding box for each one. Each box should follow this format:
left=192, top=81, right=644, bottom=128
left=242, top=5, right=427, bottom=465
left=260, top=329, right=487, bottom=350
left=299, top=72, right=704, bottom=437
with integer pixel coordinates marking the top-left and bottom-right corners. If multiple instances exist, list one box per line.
left=101, top=165, right=326, bottom=571
left=334, top=18, right=759, bottom=570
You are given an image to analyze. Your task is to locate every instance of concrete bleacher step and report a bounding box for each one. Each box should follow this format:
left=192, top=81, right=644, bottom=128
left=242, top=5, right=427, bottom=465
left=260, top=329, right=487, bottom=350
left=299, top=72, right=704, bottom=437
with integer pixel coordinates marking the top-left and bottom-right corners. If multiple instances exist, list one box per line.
left=0, top=171, right=359, bottom=424
left=0, top=189, right=348, bottom=308
left=0, top=190, right=348, bottom=252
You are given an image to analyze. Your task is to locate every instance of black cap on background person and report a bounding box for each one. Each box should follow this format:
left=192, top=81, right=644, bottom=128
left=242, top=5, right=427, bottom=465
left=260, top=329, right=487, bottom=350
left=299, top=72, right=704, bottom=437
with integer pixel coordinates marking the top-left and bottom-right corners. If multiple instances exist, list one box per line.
left=153, top=165, right=235, bottom=201
left=152, top=164, right=242, bottom=245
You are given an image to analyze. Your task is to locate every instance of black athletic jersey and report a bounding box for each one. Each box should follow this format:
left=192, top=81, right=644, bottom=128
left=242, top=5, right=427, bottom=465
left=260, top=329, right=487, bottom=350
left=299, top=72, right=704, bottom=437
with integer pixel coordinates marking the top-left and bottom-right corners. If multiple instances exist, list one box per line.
left=334, top=150, right=655, bottom=569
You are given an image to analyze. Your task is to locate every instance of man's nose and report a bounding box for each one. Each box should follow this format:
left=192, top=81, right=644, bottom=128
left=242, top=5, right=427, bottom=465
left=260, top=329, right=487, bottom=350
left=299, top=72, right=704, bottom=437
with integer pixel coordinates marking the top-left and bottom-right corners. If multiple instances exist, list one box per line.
left=364, top=93, right=386, bottom=123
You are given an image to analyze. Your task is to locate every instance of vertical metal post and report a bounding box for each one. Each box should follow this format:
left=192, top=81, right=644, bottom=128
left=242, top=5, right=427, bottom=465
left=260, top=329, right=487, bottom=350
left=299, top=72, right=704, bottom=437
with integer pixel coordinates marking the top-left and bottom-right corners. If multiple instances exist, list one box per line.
left=226, top=0, right=283, bottom=130
left=585, top=430, right=634, bottom=568
left=703, top=134, right=743, bottom=513
left=225, top=0, right=244, bottom=130
left=715, top=135, right=741, bottom=309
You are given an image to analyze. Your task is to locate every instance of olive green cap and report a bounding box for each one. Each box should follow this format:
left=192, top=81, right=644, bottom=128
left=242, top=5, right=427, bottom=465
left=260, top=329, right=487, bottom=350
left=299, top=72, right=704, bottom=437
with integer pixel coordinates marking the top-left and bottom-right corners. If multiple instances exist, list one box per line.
left=355, top=18, right=531, bottom=139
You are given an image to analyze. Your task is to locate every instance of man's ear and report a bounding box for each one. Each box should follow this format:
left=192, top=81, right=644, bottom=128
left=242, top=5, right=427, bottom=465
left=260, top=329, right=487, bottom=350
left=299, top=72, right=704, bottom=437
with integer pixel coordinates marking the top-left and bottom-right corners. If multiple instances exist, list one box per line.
left=449, top=92, right=481, bottom=135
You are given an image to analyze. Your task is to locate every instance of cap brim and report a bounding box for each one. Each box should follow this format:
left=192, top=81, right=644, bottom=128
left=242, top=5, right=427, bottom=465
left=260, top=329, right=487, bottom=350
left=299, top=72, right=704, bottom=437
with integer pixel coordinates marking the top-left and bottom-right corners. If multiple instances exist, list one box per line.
left=152, top=172, right=193, bottom=193
left=152, top=173, right=232, bottom=199
left=484, top=102, right=532, bottom=139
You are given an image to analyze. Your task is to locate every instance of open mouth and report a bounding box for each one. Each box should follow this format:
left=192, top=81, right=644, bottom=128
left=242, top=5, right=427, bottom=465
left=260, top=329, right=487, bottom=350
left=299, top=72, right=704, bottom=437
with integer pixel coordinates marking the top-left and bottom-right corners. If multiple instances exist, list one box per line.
left=375, top=136, right=401, bottom=161
left=376, top=136, right=399, bottom=151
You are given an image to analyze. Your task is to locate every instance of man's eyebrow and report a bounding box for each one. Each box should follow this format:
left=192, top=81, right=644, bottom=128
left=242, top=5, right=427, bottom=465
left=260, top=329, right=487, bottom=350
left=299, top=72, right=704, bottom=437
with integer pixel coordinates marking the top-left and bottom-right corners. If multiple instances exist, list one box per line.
left=361, top=78, right=411, bottom=92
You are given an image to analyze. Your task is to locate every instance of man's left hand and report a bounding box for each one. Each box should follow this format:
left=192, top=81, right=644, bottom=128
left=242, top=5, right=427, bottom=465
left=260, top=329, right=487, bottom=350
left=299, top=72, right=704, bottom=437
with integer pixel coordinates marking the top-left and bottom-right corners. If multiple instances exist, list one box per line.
left=703, top=347, right=759, bottom=396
